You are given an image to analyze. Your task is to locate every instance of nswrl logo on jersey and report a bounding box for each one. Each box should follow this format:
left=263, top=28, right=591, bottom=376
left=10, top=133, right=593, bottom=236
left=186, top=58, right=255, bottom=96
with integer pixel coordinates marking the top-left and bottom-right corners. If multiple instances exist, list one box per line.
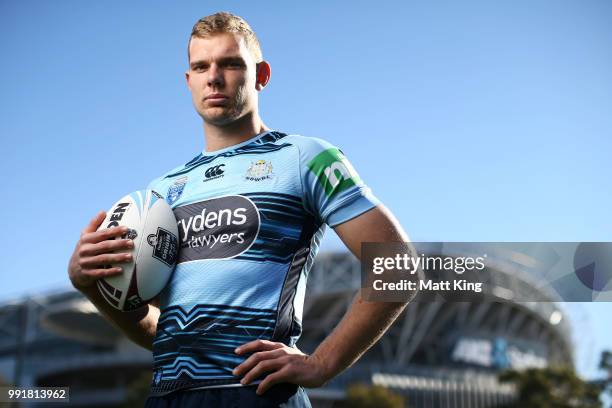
left=307, top=148, right=361, bottom=197
left=166, top=176, right=187, bottom=205
left=152, top=369, right=162, bottom=386
left=245, top=160, right=274, bottom=181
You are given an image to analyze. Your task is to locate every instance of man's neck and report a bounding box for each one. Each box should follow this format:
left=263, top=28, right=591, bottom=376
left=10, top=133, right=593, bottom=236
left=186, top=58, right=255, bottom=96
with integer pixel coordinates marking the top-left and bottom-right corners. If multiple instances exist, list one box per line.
left=203, top=112, right=268, bottom=152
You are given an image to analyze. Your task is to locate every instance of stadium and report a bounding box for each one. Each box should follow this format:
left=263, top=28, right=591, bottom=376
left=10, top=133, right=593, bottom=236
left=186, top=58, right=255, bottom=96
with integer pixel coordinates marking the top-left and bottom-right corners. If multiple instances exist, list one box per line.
left=0, top=245, right=572, bottom=407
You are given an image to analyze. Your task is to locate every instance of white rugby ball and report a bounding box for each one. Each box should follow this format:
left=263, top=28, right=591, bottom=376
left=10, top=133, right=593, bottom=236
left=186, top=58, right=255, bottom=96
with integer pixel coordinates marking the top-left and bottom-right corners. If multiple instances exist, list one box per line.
left=97, top=189, right=178, bottom=311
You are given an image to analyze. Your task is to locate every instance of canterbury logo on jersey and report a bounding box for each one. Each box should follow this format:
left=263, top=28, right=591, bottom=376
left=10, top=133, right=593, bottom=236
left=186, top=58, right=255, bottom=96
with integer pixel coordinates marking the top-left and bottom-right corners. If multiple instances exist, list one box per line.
left=307, top=148, right=361, bottom=197
left=204, top=164, right=225, bottom=181
left=173, top=195, right=260, bottom=262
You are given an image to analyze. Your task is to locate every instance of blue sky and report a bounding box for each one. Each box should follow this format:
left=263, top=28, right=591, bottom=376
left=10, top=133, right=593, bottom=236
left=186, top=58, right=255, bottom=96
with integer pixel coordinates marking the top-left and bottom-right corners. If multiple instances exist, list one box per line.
left=1, top=0, right=611, bottom=380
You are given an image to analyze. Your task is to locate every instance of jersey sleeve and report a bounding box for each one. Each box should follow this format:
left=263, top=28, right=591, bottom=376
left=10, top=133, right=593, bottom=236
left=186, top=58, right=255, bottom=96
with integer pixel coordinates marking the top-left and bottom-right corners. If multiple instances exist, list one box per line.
left=298, top=137, right=380, bottom=227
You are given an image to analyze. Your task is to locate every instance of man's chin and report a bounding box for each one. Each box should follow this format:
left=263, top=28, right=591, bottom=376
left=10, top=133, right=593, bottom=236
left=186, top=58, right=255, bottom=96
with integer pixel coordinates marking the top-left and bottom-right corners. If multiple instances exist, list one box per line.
left=201, top=111, right=238, bottom=127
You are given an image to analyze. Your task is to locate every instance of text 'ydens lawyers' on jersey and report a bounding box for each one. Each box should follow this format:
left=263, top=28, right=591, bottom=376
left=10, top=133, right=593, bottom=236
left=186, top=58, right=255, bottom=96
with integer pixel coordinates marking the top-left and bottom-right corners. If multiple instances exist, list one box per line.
left=146, top=131, right=379, bottom=396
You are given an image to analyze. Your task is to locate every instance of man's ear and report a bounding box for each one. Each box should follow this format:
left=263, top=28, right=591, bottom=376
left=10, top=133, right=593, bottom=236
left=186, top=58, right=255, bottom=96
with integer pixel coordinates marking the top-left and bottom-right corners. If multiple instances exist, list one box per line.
left=255, top=61, right=271, bottom=91
left=185, top=71, right=191, bottom=90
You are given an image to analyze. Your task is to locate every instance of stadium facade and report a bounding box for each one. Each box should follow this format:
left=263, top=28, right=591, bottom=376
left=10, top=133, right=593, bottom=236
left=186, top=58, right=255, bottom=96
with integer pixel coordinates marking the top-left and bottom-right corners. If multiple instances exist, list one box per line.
left=0, top=247, right=572, bottom=407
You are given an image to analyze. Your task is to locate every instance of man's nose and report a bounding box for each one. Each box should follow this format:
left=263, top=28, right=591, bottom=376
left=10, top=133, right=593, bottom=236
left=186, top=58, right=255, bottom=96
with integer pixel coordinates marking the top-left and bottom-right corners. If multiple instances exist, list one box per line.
left=207, top=64, right=224, bottom=88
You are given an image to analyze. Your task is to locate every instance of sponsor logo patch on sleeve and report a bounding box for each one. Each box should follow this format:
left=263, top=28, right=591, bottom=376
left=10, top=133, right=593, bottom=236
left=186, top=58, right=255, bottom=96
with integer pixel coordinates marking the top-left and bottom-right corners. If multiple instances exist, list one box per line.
left=307, top=148, right=361, bottom=197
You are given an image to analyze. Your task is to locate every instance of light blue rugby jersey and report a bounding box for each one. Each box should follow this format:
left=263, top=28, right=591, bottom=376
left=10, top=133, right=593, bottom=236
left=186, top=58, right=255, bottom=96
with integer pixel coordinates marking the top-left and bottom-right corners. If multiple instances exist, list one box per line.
left=147, top=130, right=379, bottom=395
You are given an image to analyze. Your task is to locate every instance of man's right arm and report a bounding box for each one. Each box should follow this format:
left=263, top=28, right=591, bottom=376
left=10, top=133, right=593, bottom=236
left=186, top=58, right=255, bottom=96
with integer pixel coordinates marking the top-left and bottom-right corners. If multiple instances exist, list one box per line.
left=68, top=211, right=160, bottom=351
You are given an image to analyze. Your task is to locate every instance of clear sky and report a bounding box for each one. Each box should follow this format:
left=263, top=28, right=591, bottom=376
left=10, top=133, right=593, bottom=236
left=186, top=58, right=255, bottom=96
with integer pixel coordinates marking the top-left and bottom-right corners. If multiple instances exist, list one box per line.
left=1, top=0, right=611, bottom=380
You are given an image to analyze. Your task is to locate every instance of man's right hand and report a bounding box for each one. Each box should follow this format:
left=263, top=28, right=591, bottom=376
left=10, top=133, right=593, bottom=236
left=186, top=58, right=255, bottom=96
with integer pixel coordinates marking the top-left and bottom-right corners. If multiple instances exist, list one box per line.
left=68, top=211, right=135, bottom=291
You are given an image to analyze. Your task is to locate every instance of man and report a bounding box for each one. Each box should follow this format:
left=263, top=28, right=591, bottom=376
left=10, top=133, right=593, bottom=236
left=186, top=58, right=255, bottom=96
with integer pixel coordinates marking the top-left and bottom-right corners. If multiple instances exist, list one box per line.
left=68, top=12, right=413, bottom=408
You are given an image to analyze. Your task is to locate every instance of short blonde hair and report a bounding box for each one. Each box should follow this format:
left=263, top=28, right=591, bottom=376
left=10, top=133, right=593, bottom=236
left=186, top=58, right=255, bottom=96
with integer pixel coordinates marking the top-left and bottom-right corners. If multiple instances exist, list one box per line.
left=188, top=12, right=263, bottom=63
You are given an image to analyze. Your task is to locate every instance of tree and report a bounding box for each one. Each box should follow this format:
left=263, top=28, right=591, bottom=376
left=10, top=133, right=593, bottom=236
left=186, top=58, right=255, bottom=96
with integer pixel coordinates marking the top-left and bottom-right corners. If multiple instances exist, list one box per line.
left=599, top=351, right=612, bottom=373
left=121, top=371, right=151, bottom=408
left=599, top=350, right=612, bottom=399
left=340, top=384, right=406, bottom=408
left=499, top=366, right=602, bottom=408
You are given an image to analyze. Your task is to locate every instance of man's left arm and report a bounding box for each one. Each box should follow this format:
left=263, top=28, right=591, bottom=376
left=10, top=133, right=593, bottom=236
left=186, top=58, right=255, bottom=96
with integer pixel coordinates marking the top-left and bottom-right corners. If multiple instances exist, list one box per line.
left=233, top=204, right=414, bottom=394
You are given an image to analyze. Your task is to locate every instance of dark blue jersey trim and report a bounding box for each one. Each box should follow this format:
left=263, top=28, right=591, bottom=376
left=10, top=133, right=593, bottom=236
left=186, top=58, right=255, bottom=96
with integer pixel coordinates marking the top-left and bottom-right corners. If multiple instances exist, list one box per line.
left=165, top=132, right=290, bottom=178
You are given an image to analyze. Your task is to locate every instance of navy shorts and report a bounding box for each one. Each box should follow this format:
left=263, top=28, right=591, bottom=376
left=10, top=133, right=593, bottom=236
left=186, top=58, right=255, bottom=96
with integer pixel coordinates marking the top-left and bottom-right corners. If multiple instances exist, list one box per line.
left=144, top=384, right=312, bottom=408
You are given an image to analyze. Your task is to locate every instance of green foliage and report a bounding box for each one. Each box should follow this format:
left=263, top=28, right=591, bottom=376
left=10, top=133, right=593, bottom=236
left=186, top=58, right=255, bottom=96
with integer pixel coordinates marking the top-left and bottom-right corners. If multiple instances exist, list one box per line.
left=121, top=371, right=151, bottom=408
left=340, top=384, right=405, bottom=408
left=599, top=350, right=612, bottom=397
left=499, top=366, right=602, bottom=408
left=599, top=351, right=612, bottom=372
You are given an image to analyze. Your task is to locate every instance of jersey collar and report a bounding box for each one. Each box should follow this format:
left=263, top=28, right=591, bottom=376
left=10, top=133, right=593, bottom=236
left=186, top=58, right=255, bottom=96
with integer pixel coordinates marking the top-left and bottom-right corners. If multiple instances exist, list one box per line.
left=202, top=130, right=275, bottom=156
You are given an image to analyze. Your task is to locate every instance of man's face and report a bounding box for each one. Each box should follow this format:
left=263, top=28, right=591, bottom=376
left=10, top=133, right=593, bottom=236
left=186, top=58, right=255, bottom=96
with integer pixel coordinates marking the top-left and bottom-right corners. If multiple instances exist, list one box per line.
left=186, top=33, right=259, bottom=126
